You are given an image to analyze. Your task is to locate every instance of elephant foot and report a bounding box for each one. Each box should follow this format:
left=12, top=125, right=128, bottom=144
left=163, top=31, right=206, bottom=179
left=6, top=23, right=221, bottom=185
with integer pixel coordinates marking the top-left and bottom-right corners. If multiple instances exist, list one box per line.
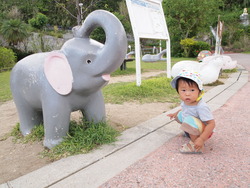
left=20, top=127, right=32, bottom=136
left=43, top=138, right=63, bottom=149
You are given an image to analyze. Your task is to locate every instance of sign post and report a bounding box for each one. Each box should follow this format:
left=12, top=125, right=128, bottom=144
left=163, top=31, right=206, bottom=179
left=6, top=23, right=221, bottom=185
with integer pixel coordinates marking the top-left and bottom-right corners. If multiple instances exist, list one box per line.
left=126, top=0, right=171, bottom=86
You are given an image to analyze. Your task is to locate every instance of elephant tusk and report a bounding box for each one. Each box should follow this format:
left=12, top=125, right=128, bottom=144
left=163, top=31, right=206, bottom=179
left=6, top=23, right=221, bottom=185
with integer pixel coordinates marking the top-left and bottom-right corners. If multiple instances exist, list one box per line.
left=102, top=74, right=110, bottom=82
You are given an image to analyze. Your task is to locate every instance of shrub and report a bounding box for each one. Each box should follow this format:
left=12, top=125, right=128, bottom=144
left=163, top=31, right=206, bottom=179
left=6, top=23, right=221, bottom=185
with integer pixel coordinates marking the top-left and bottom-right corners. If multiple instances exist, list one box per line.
left=90, top=27, right=105, bottom=43
left=0, top=47, right=16, bottom=69
left=222, top=24, right=250, bottom=50
left=11, top=48, right=33, bottom=61
left=28, top=13, right=48, bottom=30
left=180, top=38, right=211, bottom=57
left=190, top=41, right=211, bottom=57
left=180, top=38, right=197, bottom=57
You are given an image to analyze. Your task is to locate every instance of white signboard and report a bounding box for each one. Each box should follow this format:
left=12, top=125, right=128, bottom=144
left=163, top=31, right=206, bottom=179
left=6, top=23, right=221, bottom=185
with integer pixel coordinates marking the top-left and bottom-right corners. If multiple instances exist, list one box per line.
left=126, top=0, right=171, bottom=86
left=127, top=0, right=169, bottom=39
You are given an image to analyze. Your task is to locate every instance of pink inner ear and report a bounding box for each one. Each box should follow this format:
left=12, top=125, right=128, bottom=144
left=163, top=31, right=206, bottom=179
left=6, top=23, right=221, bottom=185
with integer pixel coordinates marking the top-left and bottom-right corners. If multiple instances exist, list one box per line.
left=44, top=52, right=73, bottom=95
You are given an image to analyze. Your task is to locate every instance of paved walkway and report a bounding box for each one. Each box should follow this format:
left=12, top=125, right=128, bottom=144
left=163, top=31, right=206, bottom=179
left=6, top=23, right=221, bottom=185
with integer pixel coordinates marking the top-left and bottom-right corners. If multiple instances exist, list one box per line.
left=1, top=54, right=249, bottom=188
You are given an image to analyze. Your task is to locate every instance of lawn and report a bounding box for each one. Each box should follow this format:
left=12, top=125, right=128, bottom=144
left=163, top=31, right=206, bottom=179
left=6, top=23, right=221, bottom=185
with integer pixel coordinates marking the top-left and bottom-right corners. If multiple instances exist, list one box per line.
left=0, top=71, right=12, bottom=103
left=111, top=57, right=196, bottom=76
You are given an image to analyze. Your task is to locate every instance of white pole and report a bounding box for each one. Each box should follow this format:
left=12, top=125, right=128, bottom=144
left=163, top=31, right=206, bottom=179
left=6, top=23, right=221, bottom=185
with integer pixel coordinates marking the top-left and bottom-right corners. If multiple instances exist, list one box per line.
left=79, top=3, right=83, bottom=24
left=135, top=36, right=142, bottom=86
left=128, top=45, right=131, bottom=52
left=215, top=16, right=222, bottom=55
left=215, top=26, right=220, bottom=55
left=159, top=40, right=162, bottom=52
left=166, top=39, right=171, bottom=78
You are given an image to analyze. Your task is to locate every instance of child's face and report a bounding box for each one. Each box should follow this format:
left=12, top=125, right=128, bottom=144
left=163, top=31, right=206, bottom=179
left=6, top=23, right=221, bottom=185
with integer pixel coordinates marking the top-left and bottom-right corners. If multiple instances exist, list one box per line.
left=177, top=79, right=200, bottom=106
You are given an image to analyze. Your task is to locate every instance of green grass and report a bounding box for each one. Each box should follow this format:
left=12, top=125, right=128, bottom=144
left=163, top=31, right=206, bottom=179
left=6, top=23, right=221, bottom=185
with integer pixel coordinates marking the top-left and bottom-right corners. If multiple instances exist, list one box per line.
left=222, top=68, right=238, bottom=73
left=11, top=119, right=119, bottom=161
left=205, top=80, right=224, bottom=86
left=0, top=71, right=12, bottom=103
left=111, top=57, right=196, bottom=77
left=111, top=67, right=136, bottom=76
left=103, top=76, right=180, bottom=104
left=11, top=123, right=44, bottom=143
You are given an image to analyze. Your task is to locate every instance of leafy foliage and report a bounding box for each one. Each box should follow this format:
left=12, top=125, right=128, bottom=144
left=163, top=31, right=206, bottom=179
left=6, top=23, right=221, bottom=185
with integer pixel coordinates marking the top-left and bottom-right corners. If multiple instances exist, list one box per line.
left=180, top=38, right=197, bottom=57
left=220, top=8, right=250, bottom=51
left=11, top=48, right=33, bottom=61
left=222, top=0, right=250, bottom=9
left=0, top=19, right=30, bottom=46
left=0, top=47, right=16, bottom=69
left=163, top=0, right=223, bottom=56
left=28, top=13, right=48, bottom=30
left=0, top=0, right=249, bottom=57
left=180, top=38, right=211, bottom=57
left=191, top=41, right=211, bottom=57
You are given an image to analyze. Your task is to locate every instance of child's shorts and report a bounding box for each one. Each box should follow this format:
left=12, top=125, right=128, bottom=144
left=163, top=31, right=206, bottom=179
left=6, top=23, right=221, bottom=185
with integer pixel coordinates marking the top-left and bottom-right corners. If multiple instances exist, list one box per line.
left=176, top=111, right=205, bottom=136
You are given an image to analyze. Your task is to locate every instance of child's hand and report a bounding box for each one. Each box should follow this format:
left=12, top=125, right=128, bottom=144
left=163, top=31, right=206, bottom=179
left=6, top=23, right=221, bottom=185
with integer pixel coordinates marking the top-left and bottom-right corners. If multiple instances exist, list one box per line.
left=167, top=113, right=176, bottom=120
left=194, top=137, right=204, bottom=151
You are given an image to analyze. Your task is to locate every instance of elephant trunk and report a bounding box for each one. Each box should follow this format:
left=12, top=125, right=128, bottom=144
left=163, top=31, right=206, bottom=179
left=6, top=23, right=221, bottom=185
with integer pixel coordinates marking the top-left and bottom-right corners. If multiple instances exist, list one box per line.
left=74, top=10, right=127, bottom=75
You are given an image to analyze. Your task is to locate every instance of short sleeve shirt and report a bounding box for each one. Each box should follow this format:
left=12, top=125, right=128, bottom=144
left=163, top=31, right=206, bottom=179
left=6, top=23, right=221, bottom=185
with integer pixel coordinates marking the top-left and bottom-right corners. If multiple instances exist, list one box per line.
left=181, top=99, right=214, bottom=122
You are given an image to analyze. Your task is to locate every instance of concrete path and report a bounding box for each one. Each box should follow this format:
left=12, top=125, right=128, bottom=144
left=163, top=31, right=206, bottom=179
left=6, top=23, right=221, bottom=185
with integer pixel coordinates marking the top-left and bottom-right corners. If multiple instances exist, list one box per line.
left=1, top=53, right=249, bottom=188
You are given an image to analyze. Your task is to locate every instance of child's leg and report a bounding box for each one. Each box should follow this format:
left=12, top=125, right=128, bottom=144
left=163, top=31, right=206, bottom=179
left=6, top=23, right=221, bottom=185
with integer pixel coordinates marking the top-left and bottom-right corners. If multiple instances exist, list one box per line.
left=175, top=112, right=205, bottom=141
left=175, top=111, right=183, bottom=124
left=179, top=116, right=206, bottom=153
left=175, top=112, right=191, bottom=138
left=181, top=116, right=205, bottom=137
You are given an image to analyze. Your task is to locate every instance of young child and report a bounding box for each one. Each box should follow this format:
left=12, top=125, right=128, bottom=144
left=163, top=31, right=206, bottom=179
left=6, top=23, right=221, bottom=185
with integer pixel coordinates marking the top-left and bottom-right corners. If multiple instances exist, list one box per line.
left=167, top=70, right=215, bottom=154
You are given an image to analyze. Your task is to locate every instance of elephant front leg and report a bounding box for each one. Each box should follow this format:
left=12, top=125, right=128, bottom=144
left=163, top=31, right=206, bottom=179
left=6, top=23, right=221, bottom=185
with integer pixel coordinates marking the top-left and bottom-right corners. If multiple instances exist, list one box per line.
left=42, top=106, right=71, bottom=149
left=82, top=91, right=106, bottom=123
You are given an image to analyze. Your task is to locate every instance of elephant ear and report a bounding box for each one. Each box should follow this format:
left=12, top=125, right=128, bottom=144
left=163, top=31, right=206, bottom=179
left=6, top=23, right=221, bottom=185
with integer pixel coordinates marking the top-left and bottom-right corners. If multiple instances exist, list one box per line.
left=44, top=52, right=73, bottom=95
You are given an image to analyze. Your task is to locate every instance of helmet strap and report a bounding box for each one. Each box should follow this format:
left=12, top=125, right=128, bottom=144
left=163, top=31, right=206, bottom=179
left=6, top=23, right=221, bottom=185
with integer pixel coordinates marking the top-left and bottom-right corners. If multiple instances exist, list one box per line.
left=196, top=90, right=204, bottom=102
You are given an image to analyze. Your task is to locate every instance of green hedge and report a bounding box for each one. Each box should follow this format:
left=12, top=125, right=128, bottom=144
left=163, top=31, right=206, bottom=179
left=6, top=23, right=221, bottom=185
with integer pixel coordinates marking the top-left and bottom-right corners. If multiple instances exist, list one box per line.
left=0, top=47, right=16, bottom=69
left=180, top=38, right=211, bottom=57
left=190, top=41, right=211, bottom=57
left=11, top=48, right=33, bottom=61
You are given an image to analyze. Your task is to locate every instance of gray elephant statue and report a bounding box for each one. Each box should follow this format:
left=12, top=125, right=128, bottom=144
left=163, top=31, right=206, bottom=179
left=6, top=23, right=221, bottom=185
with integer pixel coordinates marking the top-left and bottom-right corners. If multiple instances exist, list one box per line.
left=10, top=10, right=127, bottom=149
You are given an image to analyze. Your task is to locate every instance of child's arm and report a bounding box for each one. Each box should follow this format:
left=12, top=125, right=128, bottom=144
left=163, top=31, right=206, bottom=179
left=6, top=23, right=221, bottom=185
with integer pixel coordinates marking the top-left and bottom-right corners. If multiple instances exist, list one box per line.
left=167, top=109, right=181, bottom=120
left=194, top=119, right=215, bottom=150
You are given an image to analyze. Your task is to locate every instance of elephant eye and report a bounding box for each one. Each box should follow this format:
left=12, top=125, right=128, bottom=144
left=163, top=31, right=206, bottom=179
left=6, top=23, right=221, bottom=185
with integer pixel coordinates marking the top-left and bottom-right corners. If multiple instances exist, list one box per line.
left=86, top=59, right=92, bottom=64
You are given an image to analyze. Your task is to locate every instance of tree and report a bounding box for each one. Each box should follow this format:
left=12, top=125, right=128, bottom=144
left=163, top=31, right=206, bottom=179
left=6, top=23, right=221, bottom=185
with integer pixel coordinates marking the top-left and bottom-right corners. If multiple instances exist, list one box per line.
left=0, top=19, right=30, bottom=46
left=0, top=0, right=50, bottom=22
left=163, top=0, right=223, bottom=56
left=163, top=0, right=223, bottom=39
left=51, top=0, right=104, bottom=26
left=221, top=0, right=250, bottom=9
left=0, top=0, right=125, bottom=28
left=28, top=13, right=48, bottom=30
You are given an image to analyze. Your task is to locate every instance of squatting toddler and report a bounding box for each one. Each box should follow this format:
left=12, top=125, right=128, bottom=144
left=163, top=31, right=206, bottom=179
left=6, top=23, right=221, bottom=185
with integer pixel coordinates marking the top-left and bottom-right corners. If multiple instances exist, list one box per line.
left=167, top=70, right=215, bottom=154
